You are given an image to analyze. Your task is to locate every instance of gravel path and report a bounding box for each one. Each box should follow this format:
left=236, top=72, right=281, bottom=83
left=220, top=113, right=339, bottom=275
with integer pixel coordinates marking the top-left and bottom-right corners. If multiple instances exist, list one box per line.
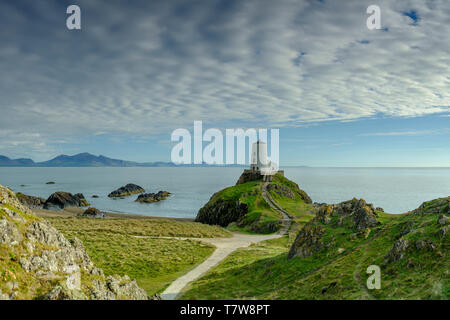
left=160, top=182, right=291, bottom=300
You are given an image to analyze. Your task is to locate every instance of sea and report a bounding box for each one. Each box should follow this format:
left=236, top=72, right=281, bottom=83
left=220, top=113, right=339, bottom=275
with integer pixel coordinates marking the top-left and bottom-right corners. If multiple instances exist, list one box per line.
left=0, top=167, right=449, bottom=217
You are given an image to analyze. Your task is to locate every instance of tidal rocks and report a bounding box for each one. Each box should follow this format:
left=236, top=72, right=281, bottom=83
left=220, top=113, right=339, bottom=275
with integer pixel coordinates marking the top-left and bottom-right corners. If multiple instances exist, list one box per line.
left=0, top=184, right=149, bottom=300
left=43, top=192, right=90, bottom=210
left=136, top=191, right=170, bottom=203
left=46, top=181, right=55, bottom=185
left=16, top=192, right=46, bottom=209
left=78, top=207, right=107, bottom=218
left=196, top=197, right=248, bottom=227
left=92, top=195, right=99, bottom=198
left=108, top=184, right=145, bottom=198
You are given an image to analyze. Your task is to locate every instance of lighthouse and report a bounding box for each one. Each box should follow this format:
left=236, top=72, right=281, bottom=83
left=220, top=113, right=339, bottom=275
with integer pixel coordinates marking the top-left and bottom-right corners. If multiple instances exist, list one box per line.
left=250, top=140, right=269, bottom=172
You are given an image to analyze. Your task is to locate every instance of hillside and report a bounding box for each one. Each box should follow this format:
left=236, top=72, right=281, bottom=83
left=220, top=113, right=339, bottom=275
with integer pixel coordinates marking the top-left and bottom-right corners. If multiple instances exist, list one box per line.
left=182, top=196, right=449, bottom=300
left=195, top=173, right=314, bottom=234
left=0, top=184, right=150, bottom=300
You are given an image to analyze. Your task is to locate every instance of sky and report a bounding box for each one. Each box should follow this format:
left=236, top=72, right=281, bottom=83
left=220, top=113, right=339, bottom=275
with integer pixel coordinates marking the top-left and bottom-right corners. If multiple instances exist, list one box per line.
left=0, top=0, right=449, bottom=166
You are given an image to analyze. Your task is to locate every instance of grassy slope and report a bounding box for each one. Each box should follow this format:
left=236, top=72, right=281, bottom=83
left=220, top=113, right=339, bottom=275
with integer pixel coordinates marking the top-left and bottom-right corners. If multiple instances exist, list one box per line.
left=47, top=217, right=230, bottom=295
left=181, top=199, right=449, bottom=300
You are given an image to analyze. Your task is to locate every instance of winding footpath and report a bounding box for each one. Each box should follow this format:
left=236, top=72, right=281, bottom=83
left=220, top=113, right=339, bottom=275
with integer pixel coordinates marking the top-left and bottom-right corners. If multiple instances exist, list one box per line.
left=160, top=182, right=291, bottom=300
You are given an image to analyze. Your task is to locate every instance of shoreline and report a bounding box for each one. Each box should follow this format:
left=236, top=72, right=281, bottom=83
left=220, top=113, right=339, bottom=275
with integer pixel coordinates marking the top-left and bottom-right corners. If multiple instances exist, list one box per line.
left=33, top=207, right=195, bottom=222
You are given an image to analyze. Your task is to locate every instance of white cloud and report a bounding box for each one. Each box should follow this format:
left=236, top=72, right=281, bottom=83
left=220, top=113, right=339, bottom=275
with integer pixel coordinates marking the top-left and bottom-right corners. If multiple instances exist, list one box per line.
left=0, top=0, right=449, bottom=154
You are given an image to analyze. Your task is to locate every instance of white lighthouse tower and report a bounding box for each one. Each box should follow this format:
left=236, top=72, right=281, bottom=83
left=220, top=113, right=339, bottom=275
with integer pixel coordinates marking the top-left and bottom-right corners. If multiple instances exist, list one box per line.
left=250, top=140, right=269, bottom=172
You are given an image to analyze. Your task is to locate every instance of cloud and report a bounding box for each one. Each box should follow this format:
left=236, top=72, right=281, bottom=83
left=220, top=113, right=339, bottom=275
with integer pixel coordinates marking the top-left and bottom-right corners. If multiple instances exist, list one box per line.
left=0, top=0, right=449, bottom=156
left=360, top=128, right=450, bottom=136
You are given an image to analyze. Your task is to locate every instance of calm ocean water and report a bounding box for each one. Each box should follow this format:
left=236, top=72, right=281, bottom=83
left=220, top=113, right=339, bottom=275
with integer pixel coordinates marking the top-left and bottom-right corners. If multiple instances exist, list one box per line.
left=0, top=167, right=449, bottom=217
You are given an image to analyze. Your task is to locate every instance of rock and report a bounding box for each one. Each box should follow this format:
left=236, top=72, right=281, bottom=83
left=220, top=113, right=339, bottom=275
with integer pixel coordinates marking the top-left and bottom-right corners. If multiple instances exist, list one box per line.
left=78, top=207, right=107, bottom=218
left=0, top=184, right=149, bottom=300
left=376, top=207, right=384, bottom=212
left=43, top=192, right=89, bottom=210
left=437, top=214, right=448, bottom=225
left=318, top=198, right=379, bottom=232
left=438, top=225, right=449, bottom=237
left=411, top=197, right=449, bottom=216
left=235, top=170, right=264, bottom=185
left=136, top=191, right=170, bottom=203
left=46, top=181, right=55, bottom=185
left=195, top=197, right=248, bottom=227
left=108, top=184, right=145, bottom=198
left=92, top=195, right=99, bottom=198
left=0, top=218, right=22, bottom=245
left=385, top=239, right=409, bottom=263
left=288, top=225, right=326, bottom=259
left=415, top=240, right=436, bottom=251
left=16, top=192, right=46, bottom=209
left=267, top=184, right=295, bottom=199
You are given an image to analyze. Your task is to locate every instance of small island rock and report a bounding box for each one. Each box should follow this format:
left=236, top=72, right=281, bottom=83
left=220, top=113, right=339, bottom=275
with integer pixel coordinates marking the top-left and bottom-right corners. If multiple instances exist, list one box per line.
left=108, top=184, right=145, bottom=198
left=136, top=191, right=170, bottom=203
left=43, top=192, right=90, bottom=210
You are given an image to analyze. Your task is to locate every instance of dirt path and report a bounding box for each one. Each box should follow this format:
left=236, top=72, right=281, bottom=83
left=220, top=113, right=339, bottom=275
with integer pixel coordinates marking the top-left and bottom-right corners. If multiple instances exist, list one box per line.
left=160, top=182, right=291, bottom=300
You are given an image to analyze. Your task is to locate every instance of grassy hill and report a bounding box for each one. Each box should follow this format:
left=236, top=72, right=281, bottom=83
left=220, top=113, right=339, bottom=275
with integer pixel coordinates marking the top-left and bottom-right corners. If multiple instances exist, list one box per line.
left=195, top=173, right=313, bottom=234
left=182, top=197, right=449, bottom=300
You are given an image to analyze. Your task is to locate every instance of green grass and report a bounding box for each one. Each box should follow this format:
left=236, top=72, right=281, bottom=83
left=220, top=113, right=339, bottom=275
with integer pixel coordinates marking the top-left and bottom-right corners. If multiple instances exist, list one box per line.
left=181, top=198, right=449, bottom=300
left=47, top=216, right=224, bottom=296
left=46, top=216, right=231, bottom=238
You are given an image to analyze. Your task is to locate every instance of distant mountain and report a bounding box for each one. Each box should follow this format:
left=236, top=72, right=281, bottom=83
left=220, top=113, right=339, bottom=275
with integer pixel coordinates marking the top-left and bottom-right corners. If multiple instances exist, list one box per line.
left=0, top=152, right=245, bottom=167
left=0, top=155, right=35, bottom=166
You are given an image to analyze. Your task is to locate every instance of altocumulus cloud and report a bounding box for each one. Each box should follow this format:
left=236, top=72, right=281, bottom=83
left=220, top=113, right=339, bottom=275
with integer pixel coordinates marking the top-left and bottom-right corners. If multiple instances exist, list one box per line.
left=0, top=0, right=449, bottom=155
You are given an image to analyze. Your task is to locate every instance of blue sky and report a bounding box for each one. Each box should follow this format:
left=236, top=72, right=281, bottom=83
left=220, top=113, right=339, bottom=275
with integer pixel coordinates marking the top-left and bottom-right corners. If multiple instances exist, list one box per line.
left=0, top=0, right=449, bottom=166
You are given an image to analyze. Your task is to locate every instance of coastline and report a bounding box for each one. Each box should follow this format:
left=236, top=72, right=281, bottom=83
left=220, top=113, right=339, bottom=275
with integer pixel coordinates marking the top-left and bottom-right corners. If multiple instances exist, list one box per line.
left=32, top=207, right=195, bottom=222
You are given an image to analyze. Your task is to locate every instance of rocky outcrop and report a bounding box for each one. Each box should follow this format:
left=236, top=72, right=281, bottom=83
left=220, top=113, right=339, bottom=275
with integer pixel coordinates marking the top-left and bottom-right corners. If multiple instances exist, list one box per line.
left=195, top=197, right=248, bottom=227
left=46, top=181, right=55, bottom=185
left=267, top=184, right=295, bottom=199
left=16, top=192, right=46, bottom=209
left=316, top=198, right=379, bottom=232
left=289, top=198, right=380, bottom=259
left=136, top=191, right=170, bottom=203
left=288, top=225, right=326, bottom=258
left=411, top=197, right=449, bottom=216
left=77, top=207, right=107, bottom=218
left=108, top=184, right=145, bottom=198
left=0, top=184, right=149, bottom=300
left=236, top=170, right=263, bottom=185
left=43, top=192, right=89, bottom=210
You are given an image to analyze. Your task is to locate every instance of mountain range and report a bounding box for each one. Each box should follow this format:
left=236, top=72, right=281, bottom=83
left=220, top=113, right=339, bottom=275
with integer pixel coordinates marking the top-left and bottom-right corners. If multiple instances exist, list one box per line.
left=0, top=153, right=175, bottom=167
left=0, top=153, right=246, bottom=167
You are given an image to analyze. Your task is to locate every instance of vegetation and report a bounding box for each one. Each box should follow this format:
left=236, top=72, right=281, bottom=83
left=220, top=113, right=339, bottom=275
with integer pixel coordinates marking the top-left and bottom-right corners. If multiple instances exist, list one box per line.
left=46, top=217, right=231, bottom=295
left=181, top=197, right=449, bottom=300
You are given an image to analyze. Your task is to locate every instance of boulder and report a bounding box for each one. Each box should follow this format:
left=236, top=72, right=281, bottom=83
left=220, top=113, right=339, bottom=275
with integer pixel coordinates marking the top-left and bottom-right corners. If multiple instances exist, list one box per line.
left=78, top=207, right=107, bottom=218
left=136, top=191, right=170, bottom=203
left=384, top=239, right=409, bottom=263
left=438, top=214, right=448, bottom=225
left=16, top=192, right=46, bottom=209
left=108, top=184, right=145, bottom=198
left=43, top=192, right=90, bottom=210
left=46, top=181, right=55, bottom=185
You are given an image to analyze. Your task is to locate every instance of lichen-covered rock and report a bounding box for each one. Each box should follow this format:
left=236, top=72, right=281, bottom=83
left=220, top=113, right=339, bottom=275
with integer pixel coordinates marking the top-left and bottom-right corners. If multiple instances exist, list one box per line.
left=384, top=239, right=409, bottom=263
left=0, top=184, right=149, bottom=300
left=437, top=214, right=448, bottom=225
left=288, top=225, right=326, bottom=258
left=411, top=197, right=449, bottom=216
left=108, top=184, right=145, bottom=198
left=136, top=191, right=170, bottom=203
left=16, top=192, right=46, bottom=209
left=317, top=198, right=379, bottom=232
left=43, top=192, right=89, bottom=210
